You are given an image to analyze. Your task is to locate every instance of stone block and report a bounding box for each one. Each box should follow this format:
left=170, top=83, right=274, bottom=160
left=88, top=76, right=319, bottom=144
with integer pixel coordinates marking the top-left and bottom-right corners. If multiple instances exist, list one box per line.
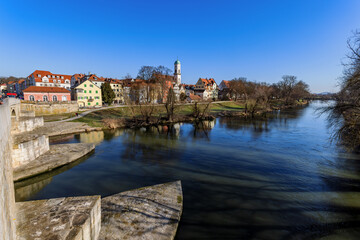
left=16, top=195, right=101, bottom=240
left=100, top=181, right=183, bottom=240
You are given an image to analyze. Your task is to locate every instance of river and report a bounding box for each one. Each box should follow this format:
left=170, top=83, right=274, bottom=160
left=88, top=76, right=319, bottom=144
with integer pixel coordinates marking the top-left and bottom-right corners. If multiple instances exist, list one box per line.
left=15, top=101, right=360, bottom=239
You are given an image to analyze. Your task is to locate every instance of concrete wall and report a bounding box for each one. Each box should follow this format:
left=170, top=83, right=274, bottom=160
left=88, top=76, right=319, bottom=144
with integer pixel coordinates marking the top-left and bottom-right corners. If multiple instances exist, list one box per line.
left=12, top=136, right=49, bottom=169
left=11, top=117, right=44, bottom=134
left=0, top=99, right=17, bottom=239
left=20, top=101, right=78, bottom=115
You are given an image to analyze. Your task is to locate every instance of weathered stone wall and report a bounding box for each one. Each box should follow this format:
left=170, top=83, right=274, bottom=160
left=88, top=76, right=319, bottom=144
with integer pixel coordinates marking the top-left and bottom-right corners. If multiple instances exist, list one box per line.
left=20, top=101, right=79, bottom=115
left=0, top=99, right=17, bottom=239
left=12, top=136, right=49, bottom=169
left=11, top=117, right=44, bottom=134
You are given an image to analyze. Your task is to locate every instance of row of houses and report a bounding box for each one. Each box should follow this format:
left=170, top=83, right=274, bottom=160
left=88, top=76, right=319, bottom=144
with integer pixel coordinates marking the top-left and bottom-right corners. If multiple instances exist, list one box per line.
left=2, top=60, right=234, bottom=107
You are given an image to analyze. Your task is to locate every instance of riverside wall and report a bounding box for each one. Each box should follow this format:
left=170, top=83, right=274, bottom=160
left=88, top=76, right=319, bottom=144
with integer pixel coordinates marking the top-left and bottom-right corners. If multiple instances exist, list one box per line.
left=20, top=101, right=78, bottom=115
left=0, top=99, right=17, bottom=239
left=12, top=136, right=49, bottom=169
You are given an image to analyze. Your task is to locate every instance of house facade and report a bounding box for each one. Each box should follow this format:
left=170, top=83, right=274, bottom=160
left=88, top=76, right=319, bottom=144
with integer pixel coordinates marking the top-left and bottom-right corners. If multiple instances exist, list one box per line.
left=106, top=79, right=124, bottom=104
left=28, top=70, right=71, bottom=90
left=194, top=78, right=218, bottom=100
left=74, top=80, right=102, bottom=107
left=23, top=86, right=71, bottom=102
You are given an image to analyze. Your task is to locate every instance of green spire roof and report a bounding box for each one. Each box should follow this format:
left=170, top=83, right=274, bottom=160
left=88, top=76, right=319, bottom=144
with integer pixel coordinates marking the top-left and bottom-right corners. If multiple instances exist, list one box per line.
left=174, top=60, right=180, bottom=65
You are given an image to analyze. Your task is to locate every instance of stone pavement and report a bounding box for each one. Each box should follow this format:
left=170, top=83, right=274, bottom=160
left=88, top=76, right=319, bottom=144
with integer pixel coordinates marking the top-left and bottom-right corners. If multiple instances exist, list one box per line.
left=100, top=181, right=183, bottom=240
left=16, top=195, right=101, bottom=240
left=13, top=143, right=95, bottom=182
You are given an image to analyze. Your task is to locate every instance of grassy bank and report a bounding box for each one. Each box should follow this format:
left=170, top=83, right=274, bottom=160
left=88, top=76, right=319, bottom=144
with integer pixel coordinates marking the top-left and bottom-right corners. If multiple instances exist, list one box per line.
left=71, top=101, right=245, bottom=128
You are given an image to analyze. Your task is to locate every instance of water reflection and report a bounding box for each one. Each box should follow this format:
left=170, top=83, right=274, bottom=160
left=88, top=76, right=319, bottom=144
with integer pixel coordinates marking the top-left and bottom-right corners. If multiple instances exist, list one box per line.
left=16, top=102, right=360, bottom=239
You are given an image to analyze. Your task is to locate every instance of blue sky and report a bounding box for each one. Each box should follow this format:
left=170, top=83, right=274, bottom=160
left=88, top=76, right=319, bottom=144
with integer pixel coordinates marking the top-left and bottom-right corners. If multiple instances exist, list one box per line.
left=1, top=0, right=359, bottom=92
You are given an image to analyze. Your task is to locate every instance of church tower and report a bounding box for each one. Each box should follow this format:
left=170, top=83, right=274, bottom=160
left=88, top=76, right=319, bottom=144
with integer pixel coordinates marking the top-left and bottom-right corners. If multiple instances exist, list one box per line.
left=174, top=59, right=181, bottom=85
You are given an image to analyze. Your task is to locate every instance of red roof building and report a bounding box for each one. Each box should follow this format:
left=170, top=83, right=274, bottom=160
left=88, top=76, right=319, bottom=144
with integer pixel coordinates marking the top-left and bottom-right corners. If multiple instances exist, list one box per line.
left=23, top=86, right=71, bottom=102
left=28, top=70, right=72, bottom=90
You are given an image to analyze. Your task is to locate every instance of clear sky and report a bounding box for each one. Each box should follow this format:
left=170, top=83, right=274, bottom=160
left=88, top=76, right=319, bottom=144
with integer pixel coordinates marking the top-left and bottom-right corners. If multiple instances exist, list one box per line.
left=1, top=0, right=359, bottom=93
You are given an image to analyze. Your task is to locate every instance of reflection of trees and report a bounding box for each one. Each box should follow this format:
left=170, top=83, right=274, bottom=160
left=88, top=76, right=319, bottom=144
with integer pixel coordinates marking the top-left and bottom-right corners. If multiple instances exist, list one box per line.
left=218, top=106, right=307, bottom=138
left=120, top=125, right=183, bottom=164
left=189, top=120, right=216, bottom=141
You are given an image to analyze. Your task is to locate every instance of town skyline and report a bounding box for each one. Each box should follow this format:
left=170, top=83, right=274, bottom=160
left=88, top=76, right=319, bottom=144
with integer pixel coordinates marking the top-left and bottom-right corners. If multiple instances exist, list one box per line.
left=1, top=0, right=360, bottom=93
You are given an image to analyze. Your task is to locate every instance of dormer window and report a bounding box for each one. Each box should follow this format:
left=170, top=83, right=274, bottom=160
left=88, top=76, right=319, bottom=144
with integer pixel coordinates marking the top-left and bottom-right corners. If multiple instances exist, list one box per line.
left=37, top=74, right=41, bottom=77
left=56, top=76, right=59, bottom=79
left=52, top=75, right=55, bottom=78
left=47, top=75, right=50, bottom=78
left=61, top=76, right=64, bottom=79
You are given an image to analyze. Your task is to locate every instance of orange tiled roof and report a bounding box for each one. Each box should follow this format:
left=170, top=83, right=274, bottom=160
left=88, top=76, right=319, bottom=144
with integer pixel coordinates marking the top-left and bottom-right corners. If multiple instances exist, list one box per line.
left=199, top=78, right=216, bottom=85
left=23, top=86, right=70, bottom=93
left=221, top=80, right=230, bottom=88
left=29, top=70, right=72, bottom=84
left=83, top=74, right=105, bottom=82
left=189, top=94, right=201, bottom=100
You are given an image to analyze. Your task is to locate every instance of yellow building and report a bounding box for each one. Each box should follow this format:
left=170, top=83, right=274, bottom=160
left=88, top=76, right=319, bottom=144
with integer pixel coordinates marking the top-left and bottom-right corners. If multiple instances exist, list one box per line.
left=74, top=80, right=102, bottom=107
left=108, top=79, right=124, bottom=104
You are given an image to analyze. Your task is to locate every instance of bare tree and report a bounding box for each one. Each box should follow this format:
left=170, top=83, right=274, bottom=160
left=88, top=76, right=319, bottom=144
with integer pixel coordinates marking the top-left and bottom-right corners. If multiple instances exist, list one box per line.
left=164, top=88, right=177, bottom=121
left=322, top=30, right=360, bottom=151
left=137, top=66, right=155, bottom=81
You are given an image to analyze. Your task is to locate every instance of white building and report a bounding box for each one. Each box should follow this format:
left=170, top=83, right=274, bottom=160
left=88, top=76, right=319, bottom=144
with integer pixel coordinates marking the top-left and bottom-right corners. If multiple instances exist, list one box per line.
left=28, top=70, right=71, bottom=90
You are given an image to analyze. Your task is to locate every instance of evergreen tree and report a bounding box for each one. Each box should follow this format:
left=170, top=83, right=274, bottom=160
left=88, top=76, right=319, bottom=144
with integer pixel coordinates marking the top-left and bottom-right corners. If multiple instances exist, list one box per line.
left=101, top=82, right=115, bottom=105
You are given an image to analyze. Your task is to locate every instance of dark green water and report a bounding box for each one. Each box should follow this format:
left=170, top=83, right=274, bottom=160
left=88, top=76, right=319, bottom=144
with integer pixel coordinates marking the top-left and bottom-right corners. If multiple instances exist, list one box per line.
left=15, top=101, right=360, bottom=239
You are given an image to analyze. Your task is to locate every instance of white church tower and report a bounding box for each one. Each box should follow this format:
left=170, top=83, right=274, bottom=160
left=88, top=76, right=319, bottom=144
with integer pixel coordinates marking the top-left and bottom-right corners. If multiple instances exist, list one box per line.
left=174, top=59, right=181, bottom=85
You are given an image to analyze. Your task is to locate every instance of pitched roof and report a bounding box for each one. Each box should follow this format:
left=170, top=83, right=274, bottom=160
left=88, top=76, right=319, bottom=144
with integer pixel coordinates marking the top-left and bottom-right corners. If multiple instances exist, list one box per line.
left=29, top=70, right=72, bottom=84
left=75, top=79, right=101, bottom=89
left=23, top=86, right=70, bottom=93
left=81, top=74, right=105, bottom=82
left=199, top=78, right=216, bottom=86
left=220, top=80, right=230, bottom=88
left=188, top=94, right=201, bottom=100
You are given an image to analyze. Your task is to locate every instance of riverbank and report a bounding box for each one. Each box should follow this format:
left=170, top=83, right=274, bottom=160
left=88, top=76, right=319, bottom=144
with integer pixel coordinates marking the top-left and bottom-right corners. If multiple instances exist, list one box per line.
left=69, top=100, right=308, bottom=130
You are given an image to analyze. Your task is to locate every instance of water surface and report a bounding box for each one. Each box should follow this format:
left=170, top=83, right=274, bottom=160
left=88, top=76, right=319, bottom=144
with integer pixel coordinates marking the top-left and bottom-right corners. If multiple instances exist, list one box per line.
left=15, top=101, right=360, bottom=239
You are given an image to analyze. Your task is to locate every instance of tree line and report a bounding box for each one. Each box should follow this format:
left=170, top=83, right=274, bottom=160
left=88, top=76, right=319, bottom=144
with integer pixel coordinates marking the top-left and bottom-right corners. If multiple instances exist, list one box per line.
left=225, top=75, right=310, bottom=117
left=323, top=30, right=360, bottom=151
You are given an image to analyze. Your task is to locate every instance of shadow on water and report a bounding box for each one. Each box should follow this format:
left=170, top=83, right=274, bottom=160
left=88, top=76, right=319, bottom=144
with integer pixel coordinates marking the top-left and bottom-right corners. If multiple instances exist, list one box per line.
left=14, top=151, right=94, bottom=201
left=16, top=102, right=360, bottom=239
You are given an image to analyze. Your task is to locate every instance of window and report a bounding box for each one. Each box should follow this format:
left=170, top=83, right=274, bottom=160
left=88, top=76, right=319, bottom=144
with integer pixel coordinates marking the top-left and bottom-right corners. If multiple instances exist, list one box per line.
left=58, top=80, right=61, bottom=83
left=65, top=80, right=69, bottom=84
left=61, top=76, right=64, bottom=79
left=88, top=103, right=90, bottom=105
left=96, top=102, right=98, bottom=105
left=90, top=84, right=93, bottom=87
left=84, top=84, right=87, bottom=87
left=56, top=76, right=59, bottom=79
left=53, top=80, right=56, bottom=83
left=85, top=96, right=88, bottom=99
left=43, top=95, right=48, bottom=101
left=37, top=74, right=41, bottom=77
left=95, top=90, right=98, bottom=93
left=29, top=95, right=34, bottom=101
left=53, top=95, right=57, bottom=101
left=84, top=90, right=87, bottom=93
left=52, top=75, right=55, bottom=78
left=47, top=75, right=50, bottom=78
left=94, top=77, right=97, bottom=80
left=89, top=90, right=92, bottom=93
